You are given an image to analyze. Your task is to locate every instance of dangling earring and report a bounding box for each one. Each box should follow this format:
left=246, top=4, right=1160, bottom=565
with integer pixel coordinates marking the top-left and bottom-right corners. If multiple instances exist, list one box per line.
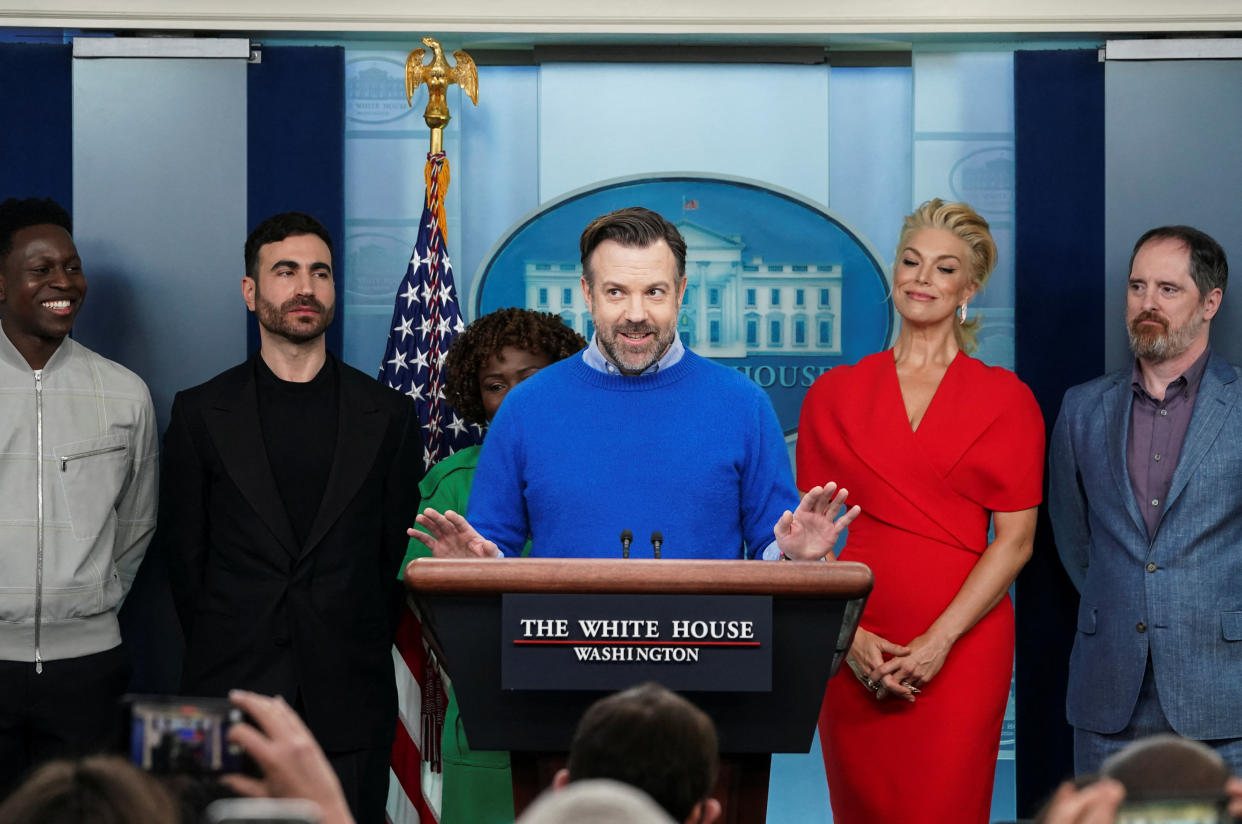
left=958, top=303, right=968, bottom=325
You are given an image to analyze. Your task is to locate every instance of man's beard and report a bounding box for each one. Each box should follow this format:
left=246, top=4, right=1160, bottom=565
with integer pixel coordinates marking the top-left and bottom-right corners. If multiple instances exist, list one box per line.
left=256, top=293, right=334, bottom=344
left=598, top=321, right=677, bottom=375
left=1127, top=308, right=1203, bottom=363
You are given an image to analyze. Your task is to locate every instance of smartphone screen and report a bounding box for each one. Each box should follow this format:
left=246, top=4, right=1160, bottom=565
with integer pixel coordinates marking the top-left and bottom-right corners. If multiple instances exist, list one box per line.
left=123, top=695, right=247, bottom=776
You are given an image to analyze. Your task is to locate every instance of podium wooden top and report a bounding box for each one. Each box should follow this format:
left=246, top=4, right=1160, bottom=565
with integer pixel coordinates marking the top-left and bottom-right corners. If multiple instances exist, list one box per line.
left=404, top=557, right=872, bottom=598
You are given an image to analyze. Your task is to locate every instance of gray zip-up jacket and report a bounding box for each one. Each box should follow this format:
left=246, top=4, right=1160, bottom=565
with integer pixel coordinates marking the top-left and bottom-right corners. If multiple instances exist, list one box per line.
left=0, top=332, right=157, bottom=668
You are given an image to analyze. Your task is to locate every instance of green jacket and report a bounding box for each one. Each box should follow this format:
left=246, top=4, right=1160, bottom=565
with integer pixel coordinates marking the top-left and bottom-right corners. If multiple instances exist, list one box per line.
left=402, top=445, right=515, bottom=823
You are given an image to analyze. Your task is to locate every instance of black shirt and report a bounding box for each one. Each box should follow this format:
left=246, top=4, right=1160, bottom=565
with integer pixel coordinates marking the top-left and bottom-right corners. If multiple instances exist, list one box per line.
left=255, top=356, right=339, bottom=548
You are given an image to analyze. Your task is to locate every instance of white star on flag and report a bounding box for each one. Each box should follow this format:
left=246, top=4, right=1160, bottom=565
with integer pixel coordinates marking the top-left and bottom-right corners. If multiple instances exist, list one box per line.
left=438, top=281, right=455, bottom=307
left=387, top=350, right=408, bottom=372
left=401, top=282, right=418, bottom=308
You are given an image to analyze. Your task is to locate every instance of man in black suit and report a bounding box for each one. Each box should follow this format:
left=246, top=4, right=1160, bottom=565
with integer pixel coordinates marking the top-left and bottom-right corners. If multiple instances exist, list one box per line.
left=162, top=212, right=421, bottom=823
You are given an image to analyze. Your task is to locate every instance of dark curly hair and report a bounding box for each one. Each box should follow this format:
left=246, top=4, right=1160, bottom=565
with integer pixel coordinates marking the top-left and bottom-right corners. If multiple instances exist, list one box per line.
left=0, top=197, right=72, bottom=260
left=446, top=307, right=586, bottom=425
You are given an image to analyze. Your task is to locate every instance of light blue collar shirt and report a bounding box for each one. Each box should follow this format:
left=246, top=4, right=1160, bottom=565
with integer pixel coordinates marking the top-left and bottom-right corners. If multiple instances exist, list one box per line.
left=582, top=332, right=685, bottom=375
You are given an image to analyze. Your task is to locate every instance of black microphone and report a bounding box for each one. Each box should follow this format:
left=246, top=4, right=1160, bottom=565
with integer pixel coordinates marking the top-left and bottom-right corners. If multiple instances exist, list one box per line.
left=620, top=529, right=633, bottom=559
left=650, top=531, right=663, bottom=559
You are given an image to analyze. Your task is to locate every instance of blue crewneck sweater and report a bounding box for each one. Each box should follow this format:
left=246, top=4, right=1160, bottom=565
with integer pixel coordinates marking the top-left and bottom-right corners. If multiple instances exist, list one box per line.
left=467, top=349, right=799, bottom=559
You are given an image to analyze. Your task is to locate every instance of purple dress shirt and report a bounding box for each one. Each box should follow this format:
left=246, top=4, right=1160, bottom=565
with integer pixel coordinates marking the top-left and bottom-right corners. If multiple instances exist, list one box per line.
left=1127, top=348, right=1211, bottom=538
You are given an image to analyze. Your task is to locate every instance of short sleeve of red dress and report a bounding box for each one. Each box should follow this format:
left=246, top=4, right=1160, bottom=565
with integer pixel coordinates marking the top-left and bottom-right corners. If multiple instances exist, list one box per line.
left=947, top=365, right=1046, bottom=513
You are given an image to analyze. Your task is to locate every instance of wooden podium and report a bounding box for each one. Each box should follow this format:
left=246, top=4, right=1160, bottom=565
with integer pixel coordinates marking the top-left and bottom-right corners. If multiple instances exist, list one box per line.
left=404, top=558, right=871, bottom=822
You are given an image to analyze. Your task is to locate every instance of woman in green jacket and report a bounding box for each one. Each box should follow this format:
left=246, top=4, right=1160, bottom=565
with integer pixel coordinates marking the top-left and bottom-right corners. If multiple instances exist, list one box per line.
left=400, top=308, right=585, bottom=823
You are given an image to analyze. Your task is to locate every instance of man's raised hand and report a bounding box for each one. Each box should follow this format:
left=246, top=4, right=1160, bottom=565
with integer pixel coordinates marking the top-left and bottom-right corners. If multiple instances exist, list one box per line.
left=407, top=509, right=500, bottom=558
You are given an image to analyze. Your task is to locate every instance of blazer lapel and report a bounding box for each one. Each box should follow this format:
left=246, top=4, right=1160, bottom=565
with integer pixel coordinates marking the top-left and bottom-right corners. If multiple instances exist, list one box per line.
left=300, top=364, right=389, bottom=556
left=204, top=360, right=301, bottom=558
left=1161, top=354, right=1239, bottom=523
left=1100, top=372, right=1148, bottom=539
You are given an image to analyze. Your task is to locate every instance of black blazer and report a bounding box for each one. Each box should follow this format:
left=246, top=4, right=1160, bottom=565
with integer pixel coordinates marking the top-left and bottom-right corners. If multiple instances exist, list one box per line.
left=162, top=354, right=421, bottom=751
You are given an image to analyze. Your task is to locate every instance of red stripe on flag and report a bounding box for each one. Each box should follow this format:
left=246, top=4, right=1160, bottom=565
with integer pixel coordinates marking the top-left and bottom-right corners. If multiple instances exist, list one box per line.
left=395, top=607, right=445, bottom=772
left=395, top=609, right=427, bottom=677
left=391, top=713, right=439, bottom=824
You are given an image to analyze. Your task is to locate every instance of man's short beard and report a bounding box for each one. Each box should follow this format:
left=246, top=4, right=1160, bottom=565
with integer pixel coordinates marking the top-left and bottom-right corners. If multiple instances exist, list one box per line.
left=1127, top=308, right=1203, bottom=363
left=598, top=322, right=676, bottom=376
left=255, top=290, right=334, bottom=344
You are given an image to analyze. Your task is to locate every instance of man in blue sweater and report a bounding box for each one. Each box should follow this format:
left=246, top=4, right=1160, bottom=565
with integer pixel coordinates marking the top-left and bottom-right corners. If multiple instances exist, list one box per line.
left=411, top=207, right=855, bottom=561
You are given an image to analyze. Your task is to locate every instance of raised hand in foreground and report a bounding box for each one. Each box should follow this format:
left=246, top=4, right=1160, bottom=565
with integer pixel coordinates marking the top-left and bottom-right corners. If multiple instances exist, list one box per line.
left=220, top=690, right=355, bottom=824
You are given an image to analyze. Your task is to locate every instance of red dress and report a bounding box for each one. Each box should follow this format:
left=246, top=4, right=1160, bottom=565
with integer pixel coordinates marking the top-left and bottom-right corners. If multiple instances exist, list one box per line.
left=797, top=350, right=1044, bottom=824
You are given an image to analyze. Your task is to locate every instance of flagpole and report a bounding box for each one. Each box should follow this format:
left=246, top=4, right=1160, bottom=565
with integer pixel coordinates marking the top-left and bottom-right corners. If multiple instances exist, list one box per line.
left=382, top=36, right=482, bottom=824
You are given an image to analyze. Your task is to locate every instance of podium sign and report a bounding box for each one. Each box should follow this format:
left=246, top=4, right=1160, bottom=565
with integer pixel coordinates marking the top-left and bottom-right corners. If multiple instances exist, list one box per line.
left=501, top=593, right=773, bottom=691
left=406, top=558, right=872, bottom=822
left=405, top=558, right=870, bottom=754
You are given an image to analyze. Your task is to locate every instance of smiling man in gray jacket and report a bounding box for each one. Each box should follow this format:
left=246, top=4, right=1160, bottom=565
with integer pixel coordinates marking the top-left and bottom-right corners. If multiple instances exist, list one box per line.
left=0, top=198, right=157, bottom=796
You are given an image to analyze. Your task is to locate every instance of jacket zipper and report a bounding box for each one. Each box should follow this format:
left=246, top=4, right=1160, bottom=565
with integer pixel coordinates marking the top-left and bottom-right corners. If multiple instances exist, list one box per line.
left=61, top=444, right=126, bottom=471
left=34, top=370, right=44, bottom=674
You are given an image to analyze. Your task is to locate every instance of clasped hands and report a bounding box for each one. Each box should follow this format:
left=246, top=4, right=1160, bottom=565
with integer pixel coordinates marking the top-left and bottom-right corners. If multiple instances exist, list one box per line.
left=845, top=626, right=952, bottom=702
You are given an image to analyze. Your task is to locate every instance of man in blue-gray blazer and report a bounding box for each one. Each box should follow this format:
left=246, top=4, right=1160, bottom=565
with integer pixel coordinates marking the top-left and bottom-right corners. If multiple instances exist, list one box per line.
left=1050, top=225, right=1242, bottom=774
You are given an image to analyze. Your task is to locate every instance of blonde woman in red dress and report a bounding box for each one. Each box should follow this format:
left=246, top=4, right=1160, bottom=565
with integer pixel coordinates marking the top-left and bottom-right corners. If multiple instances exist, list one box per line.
left=798, top=199, right=1045, bottom=823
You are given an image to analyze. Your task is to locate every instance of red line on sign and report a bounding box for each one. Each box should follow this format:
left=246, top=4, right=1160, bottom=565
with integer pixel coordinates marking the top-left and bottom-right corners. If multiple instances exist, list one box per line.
left=512, top=640, right=760, bottom=647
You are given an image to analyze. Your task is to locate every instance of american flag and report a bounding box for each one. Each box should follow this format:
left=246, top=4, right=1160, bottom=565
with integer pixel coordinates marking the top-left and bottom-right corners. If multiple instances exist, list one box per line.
left=379, top=152, right=480, bottom=468
left=380, top=151, right=479, bottom=824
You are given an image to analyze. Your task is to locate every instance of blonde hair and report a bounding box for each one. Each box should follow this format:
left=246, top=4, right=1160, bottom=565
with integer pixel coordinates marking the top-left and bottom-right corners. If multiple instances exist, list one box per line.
left=896, top=198, right=997, bottom=354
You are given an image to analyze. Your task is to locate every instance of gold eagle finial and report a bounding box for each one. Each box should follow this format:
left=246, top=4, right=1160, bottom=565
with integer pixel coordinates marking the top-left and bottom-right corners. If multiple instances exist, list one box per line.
left=405, top=36, right=478, bottom=154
